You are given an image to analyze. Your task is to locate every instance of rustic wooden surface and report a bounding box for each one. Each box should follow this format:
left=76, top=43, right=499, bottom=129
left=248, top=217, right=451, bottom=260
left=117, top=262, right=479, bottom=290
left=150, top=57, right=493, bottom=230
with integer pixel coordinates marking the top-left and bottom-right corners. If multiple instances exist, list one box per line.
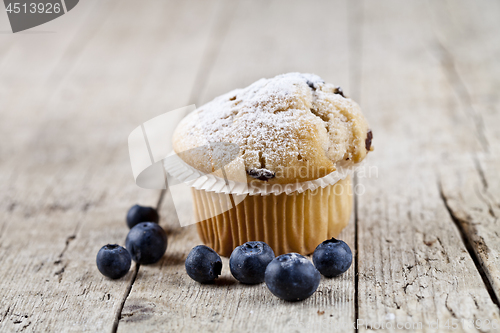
left=0, top=0, right=499, bottom=332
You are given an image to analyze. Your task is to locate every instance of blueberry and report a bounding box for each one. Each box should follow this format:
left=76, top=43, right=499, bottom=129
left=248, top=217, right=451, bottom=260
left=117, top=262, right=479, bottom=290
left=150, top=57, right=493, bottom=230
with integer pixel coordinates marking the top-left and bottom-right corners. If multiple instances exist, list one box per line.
left=96, top=244, right=131, bottom=279
left=265, top=253, right=320, bottom=301
left=126, top=204, right=159, bottom=229
left=312, top=237, right=352, bottom=277
left=230, top=241, right=275, bottom=284
left=125, top=222, right=167, bottom=265
left=185, top=245, right=222, bottom=283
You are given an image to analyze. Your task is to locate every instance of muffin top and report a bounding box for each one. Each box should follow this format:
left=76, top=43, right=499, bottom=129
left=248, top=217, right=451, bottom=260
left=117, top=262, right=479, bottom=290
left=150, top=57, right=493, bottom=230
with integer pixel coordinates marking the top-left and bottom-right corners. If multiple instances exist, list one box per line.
left=172, top=73, right=372, bottom=185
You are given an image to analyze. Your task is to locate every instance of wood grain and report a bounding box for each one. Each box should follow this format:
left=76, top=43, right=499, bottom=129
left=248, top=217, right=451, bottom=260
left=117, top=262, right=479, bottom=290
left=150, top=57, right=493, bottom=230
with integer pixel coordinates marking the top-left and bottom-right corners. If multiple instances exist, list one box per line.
left=120, top=204, right=355, bottom=333
left=355, top=0, right=500, bottom=331
left=0, top=0, right=219, bottom=331
left=429, top=0, right=500, bottom=303
left=439, top=156, right=500, bottom=305
left=0, top=0, right=499, bottom=332
left=118, top=1, right=358, bottom=332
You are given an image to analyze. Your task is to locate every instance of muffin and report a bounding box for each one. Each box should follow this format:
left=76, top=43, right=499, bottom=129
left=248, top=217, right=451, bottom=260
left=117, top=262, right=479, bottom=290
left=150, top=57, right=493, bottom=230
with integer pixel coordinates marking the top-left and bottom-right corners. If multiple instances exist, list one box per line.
left=170, top=73, right=372, bottom=256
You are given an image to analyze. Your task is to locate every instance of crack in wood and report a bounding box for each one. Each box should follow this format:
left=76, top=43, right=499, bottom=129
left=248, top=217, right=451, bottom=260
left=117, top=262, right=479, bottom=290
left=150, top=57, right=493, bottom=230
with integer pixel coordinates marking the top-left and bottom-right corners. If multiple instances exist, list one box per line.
left=110, top=157, right=170, bottom=332
left=54, top=234, right=77, bottom=266
left=473, top=156, right=489, bottom=190
left=111, top=177, right=173, bottom=331
left=1, top=306, right=10, bottom=323
left=473, top=185, right=496, bottom=220
left=54, top=264, right=67, bottom=283
left=19, top=321, right=31, bottom=332
left=444, top=293, right=458, bottom=319
left=353, top=173, right=360, bottom=333
left=473, top=155, right=498, bottom=219
left=111, top=263, right=140, bottom=333
left=349, top=0, right=363, bottom=331
left=438, top=178, right=500, bottom=310
left=435, top=237, right=451, bottom=264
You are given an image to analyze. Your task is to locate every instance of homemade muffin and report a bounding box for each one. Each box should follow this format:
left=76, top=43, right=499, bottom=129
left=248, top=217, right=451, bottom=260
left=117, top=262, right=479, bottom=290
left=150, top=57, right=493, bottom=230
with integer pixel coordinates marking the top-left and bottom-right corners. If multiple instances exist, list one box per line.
left=171, top=73, right=372, bottom=256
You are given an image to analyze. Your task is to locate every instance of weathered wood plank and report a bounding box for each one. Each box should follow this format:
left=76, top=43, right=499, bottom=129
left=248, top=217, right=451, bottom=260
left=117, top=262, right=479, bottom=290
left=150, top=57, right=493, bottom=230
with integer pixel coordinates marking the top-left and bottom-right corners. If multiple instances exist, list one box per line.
left=439, top=156, right=500, bottom=306
left=0, top=153, right=157, bottom=332
left=428, top=0, right=500, bottom=303
left=119, top=216, right=355, bottom=333
left=119, top=0, right=358, bottom=332
left=0, top=0, right=219, bottom=331
left=356, top=0, right=500, bottom=331
left=1, top=0, right=499, bottom=332
left=428, top=0, right=500, bottom=152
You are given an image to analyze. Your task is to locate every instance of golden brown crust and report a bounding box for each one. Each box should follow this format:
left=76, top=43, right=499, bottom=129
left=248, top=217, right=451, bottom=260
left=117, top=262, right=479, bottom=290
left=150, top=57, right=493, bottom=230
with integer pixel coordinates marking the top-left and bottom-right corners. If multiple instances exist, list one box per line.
left=172, top=73, right=371, bottom=184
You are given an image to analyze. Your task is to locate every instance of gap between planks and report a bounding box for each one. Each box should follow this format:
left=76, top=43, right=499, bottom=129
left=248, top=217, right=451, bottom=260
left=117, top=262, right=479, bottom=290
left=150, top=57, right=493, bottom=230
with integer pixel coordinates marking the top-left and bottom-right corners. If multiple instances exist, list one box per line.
left=428, top=0, right=499, bottom=311
left=111, top=191, right=167, bottom=333
left=110, top=1, right=239, bottom=331
left=348, top=0, right=364, bottom=331
left=438, top=174, right=500, bottom=310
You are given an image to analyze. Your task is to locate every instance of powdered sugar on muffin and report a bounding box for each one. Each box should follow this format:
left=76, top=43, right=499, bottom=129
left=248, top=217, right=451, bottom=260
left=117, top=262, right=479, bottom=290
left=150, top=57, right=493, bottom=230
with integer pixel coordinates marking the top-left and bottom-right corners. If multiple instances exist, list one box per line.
left=172, top=73, right=372, bottom=184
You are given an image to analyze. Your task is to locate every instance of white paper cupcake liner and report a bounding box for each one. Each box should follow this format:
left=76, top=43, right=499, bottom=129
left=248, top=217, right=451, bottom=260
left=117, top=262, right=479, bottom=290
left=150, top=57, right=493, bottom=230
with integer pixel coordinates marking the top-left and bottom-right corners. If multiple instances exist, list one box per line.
left=163, top=152, right=364, bottom=196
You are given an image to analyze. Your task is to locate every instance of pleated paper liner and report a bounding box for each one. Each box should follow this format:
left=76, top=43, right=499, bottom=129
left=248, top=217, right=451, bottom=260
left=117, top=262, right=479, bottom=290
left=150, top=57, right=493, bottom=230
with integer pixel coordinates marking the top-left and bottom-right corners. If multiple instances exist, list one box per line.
left=193, top=176, right=353, bottom=256
left=164, top=153, right=362, bottom=256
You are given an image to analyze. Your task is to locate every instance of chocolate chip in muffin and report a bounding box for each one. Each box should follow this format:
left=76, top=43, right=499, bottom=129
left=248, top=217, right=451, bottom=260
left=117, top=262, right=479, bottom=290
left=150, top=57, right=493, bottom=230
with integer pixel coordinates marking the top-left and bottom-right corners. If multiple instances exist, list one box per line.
left=306, top=80, right=317, bottom=91
left=365, top=130, right=373, bottom=151
left=333, top=86, right=345, bottom=98
left=306, top=79, right=325, bottom=91
left=247, top=168, right=276, bottom=181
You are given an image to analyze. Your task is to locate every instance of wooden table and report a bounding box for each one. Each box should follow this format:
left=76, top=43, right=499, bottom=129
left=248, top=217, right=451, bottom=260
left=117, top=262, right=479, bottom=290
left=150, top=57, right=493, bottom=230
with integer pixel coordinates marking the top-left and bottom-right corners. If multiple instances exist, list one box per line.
left=1, top=0, right=499, bottom=332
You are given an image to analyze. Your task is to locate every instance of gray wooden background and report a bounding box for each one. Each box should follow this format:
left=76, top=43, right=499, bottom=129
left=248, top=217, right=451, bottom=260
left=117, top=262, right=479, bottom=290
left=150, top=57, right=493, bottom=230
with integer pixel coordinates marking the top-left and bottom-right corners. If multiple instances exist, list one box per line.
left=0, top=0, right=499, bottom=332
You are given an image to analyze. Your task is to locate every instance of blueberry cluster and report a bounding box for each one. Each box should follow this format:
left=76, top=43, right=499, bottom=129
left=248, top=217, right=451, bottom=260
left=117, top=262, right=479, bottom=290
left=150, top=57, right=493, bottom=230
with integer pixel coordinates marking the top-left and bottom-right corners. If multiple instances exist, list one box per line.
left=96, top=205, right=352, bottom=302
left=185, top=237, right=352, bottom=302
left=96, top=205, right=166, bottom=280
